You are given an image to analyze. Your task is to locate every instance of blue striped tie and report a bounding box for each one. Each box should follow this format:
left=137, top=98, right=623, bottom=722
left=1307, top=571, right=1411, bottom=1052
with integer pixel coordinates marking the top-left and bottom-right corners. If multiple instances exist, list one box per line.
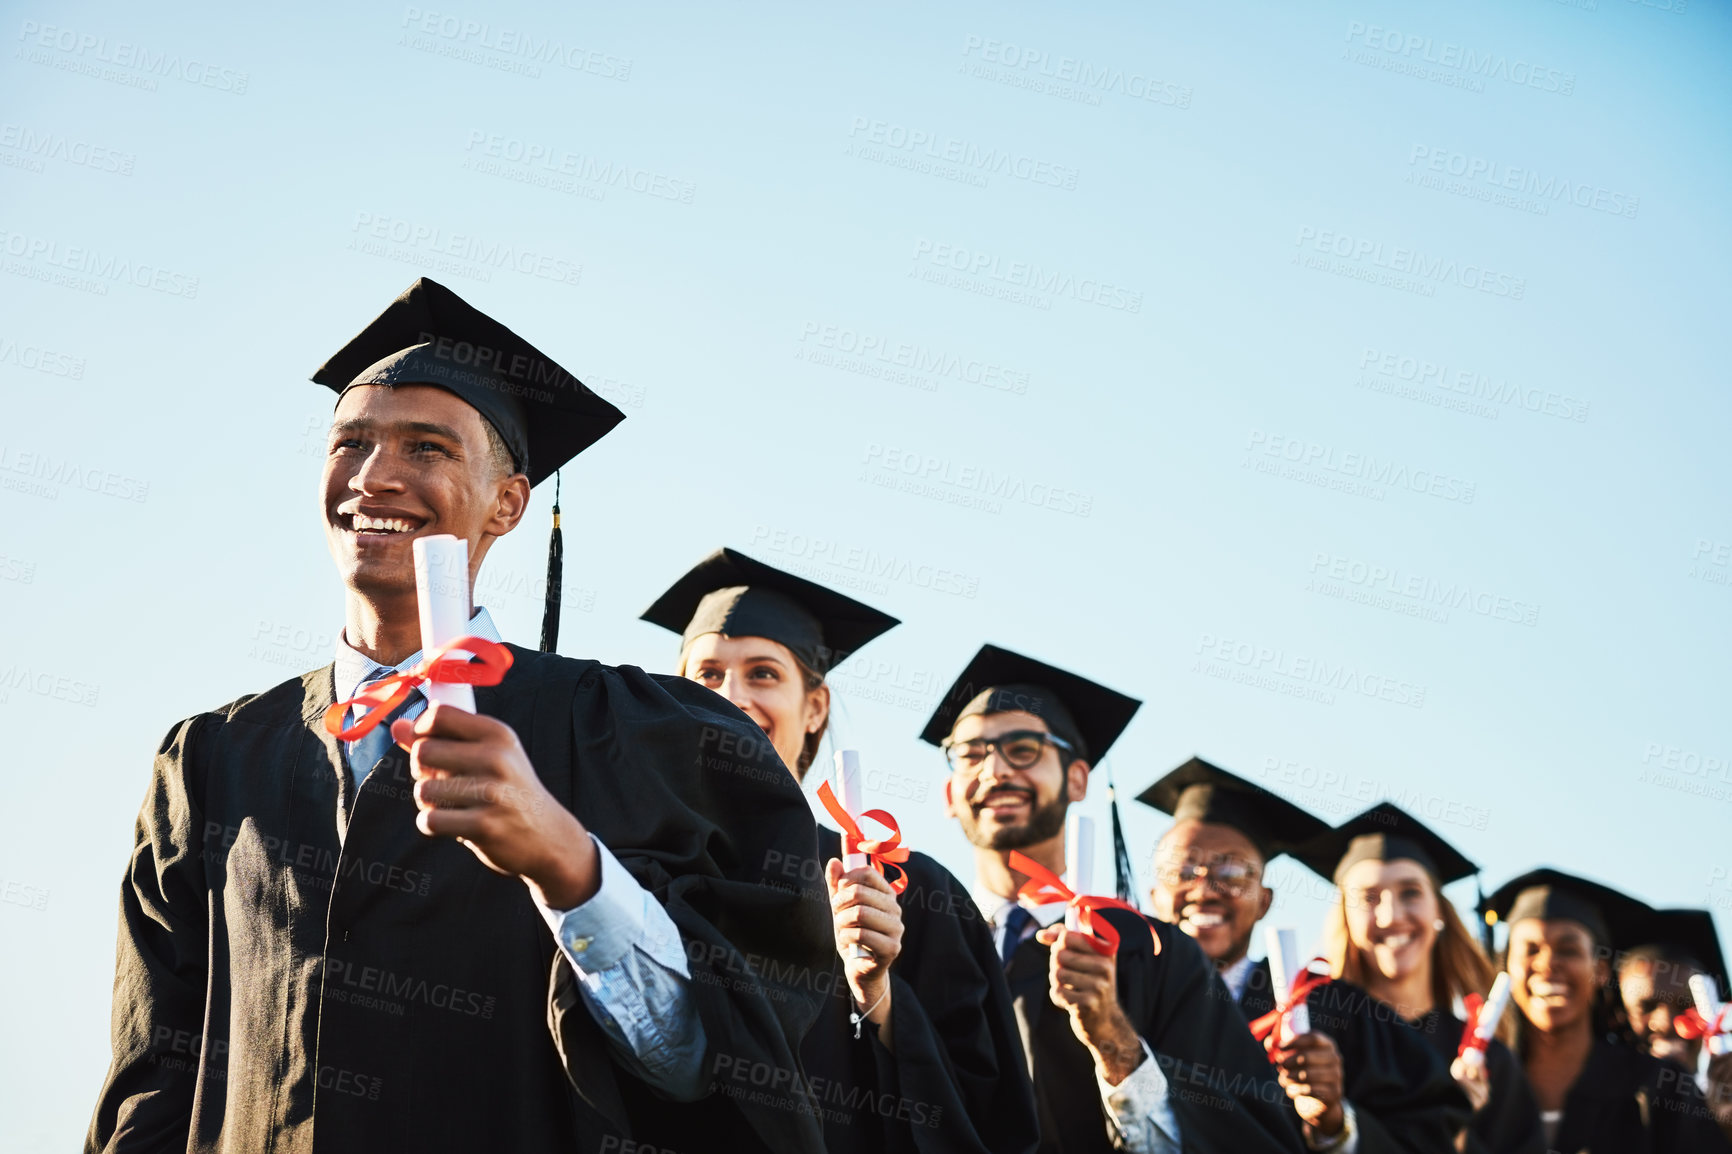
left=1000, top=905, right=1035, bottom=969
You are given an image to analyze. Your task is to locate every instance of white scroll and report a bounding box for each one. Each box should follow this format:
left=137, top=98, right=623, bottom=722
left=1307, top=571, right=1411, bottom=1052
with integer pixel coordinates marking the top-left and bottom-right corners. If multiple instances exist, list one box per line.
left=1065, top=812, right=1095, bottom=931
left=1264, top=925, right=1311, bottom=1045
left=412, top=534, right=476, bottom=713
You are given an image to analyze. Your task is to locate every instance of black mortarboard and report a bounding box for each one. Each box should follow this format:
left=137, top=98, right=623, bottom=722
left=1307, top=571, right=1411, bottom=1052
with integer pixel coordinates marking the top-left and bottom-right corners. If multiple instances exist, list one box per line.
left=1293, top=802, right=1478, bottom=886
left=1479, top=868, right=1653, bottom=951
left=1627, top=908, right=1729, bottom=991
left=1135, top=757, right=1331, bottom=863
left=640, top=547, right=899, bottom=676
left=311, top=278, right=626, bottom=652
left=917, top=644, right=1141, bottom=764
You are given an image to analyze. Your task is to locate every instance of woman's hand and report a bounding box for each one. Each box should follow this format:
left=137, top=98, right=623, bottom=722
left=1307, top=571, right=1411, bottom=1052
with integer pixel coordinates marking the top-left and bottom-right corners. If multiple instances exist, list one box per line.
left=826, top=860, right=904, bottom=1039
left=1450, top=1053, right=1492, bottom=1113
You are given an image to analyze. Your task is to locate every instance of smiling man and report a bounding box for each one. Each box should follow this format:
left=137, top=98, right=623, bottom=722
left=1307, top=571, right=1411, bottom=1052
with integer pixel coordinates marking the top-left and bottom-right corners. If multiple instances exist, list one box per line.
left=86, top=279, right=833, bottom=1154
left=924, top=645, right=1303, bottom=1154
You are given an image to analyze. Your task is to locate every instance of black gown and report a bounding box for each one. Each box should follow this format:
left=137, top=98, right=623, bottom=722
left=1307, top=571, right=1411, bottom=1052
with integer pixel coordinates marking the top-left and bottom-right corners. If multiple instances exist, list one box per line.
left=1005, top=910, right=1305, bottom=1154
left=1238, top=958, right=1470, bottom=1154
left=1406, top=1008, right=1543, bottom=1154
left=801, top=827, right=1037, bottom=1154
left=1542, top=1037, right=1731, bottom=1154
left=86, top=647, right=836, bottom=1154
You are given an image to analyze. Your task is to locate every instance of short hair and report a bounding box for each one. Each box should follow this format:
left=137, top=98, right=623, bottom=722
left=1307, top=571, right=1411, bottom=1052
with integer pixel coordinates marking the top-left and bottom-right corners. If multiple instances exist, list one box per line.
left=480, top=418, right=521, bottom=479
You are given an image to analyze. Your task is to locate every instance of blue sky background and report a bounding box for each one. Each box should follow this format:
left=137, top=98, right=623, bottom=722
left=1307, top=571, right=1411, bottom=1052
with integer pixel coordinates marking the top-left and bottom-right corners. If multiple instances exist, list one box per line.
left=2, top=0, right=1729, bottom=1144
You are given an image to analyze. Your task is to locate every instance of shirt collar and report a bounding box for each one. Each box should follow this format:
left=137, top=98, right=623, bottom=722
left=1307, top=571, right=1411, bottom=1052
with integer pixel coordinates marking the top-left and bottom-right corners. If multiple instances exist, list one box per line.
left=969, top=876, right=1072, bottom=931
left=333, top=606, right=502, bottom=705
left=1220, top=952, right=1256, bottom=1002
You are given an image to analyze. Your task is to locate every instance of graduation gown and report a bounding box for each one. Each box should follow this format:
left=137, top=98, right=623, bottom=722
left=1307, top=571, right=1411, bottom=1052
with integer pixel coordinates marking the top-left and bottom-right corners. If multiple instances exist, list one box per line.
left=1542, top=1037, right=1731, bottom=1154
left=800, top=827, right=1037, bottom=1154
left=86, top=646, right=836, bottom=1154
left=1006, top=909, right=1304, bottom=1154
left=1406, top=1009, right=1542, bottom=1154
left=1240, top=961, right=1470, bottom=1154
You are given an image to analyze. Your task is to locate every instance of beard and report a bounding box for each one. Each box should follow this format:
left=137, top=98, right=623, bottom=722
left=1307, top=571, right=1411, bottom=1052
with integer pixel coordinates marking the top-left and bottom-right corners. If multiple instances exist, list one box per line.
left=959, top=778, right=1070, bottom=851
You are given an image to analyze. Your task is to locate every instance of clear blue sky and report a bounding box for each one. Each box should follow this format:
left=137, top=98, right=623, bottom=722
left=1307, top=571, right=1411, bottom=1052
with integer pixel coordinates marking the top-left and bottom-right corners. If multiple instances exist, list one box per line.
left=3, top=1, right=1729, bottom=1145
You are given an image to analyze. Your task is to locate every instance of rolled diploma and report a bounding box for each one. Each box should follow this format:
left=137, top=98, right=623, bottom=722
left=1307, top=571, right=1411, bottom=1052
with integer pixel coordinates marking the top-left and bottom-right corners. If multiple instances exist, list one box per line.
left=412, top=535, right=475, bottom=713
left=1460, top=972, right=1512, bottom=1068
left=833, top=750, right=871, bottom=959
left=1065, top=812, right=1095, bottom=931
left=1265, top=926, right=1311, bottom=1045
left=1690, top=973, right=1732, bottom=1057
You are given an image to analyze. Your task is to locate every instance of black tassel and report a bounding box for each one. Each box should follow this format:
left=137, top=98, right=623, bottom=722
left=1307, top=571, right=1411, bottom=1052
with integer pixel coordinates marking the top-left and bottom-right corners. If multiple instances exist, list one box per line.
left=1476, top=875, right=1494, bottom=954
left=539, top=471, right=563, bottom=654
left=1107, top=765, right=1139, bottom=908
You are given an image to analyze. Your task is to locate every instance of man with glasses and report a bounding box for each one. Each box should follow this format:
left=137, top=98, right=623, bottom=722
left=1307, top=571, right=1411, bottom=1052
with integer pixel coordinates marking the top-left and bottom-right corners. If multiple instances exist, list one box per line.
left=1138, top=758, right=1330, bottom=1022
left=922, top=646, right=1303, bottom=1154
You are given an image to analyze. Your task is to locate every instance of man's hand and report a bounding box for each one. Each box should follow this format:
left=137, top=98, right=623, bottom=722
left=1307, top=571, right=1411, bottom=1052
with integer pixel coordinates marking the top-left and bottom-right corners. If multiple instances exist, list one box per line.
left=391, top=704, right=597, bottom=909
left=1037, top=923, right=1144, bottom=1085
left=825, top=860, right=904, bottom=1039
left=1272, top=1031, right=1345, bottom=1138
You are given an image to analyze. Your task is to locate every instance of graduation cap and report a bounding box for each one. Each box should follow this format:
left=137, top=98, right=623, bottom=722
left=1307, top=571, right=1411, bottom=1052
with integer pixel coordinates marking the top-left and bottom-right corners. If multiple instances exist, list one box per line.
left=311, top=278, right=625, bottom=652
left=920, top=645, right=1144, bottom=902
left=640, top=547, right=899, bottom=676
left=917, top=644, right=1140, bottom=764
left=1135, top=757, right=1331, bottom=863
left=1292, top=802, right=1478, bottom=886
left=1479, top=868, right=1653, bottom=952
left=1626, top=908, right=1728, bottom=992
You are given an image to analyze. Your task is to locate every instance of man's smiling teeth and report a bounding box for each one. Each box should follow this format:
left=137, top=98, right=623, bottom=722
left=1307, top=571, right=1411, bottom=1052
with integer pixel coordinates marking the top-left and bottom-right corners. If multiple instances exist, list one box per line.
left=352, top=514, right=418, bottom=534
left=1185, top=911, right=1225, bottom=928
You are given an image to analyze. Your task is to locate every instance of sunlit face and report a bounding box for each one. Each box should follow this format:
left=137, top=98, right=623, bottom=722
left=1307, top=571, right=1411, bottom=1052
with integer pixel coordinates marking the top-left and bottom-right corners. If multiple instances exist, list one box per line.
left=1619, top=957, right=1700, bottom=1067
left=321, top=384, right=526, bottom=599
left=942, top=710, right=1086, bottom=851
left=1149, top=820, right=1270, bottom=966
left=1341, top=858, right=1439, bottom=987
left=680, top=633, right=827, bottom=777
left=1507, top=918, right=1608, bottom=1035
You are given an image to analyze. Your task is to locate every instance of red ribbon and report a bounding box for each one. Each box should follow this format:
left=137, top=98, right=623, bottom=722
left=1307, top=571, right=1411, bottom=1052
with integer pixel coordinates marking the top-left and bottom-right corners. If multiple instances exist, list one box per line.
left=1005, top=850, right=1159, bottom=958
left=815, top=780, right=912, bottom=894
left=322, top=635, right=514, bottom=740
left=1676, top=1005, right=1729, bottom=1041
left=1248, top=961, right=1332, bottom=1054
left=1458, top=991, right=1492, bottom=1059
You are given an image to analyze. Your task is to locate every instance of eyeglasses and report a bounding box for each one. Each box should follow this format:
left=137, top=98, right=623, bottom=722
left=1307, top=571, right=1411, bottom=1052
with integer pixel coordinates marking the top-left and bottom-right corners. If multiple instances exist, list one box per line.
left=1153, top=857, right=1262, bottom=899
left=942, top=729, right=1073, bottom=773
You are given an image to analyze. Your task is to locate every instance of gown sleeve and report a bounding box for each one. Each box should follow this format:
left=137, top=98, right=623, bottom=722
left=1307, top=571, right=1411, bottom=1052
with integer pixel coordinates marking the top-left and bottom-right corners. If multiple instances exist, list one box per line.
left=864, top=849, right=1040, bottom=1154
left=86, top=716, right=215, bottom=1154
left=1469, top=1038, right=1544, bottom=1154
left=1304, top=982, right=1471, bottom=1154
left=541, top=664, right=836, bottom=1153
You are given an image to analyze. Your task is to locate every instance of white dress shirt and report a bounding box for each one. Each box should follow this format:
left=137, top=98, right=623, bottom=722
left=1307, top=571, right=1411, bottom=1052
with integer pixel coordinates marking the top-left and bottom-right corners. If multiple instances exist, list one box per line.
left=334, top=608, right=707, bottom=1099
left=972, top=879, right=1182, bottom=1153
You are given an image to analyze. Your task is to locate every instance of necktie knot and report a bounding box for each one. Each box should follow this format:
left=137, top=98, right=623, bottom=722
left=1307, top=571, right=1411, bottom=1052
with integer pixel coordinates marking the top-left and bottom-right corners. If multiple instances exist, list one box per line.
left=1000, top=904, right=1036, bottom=968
